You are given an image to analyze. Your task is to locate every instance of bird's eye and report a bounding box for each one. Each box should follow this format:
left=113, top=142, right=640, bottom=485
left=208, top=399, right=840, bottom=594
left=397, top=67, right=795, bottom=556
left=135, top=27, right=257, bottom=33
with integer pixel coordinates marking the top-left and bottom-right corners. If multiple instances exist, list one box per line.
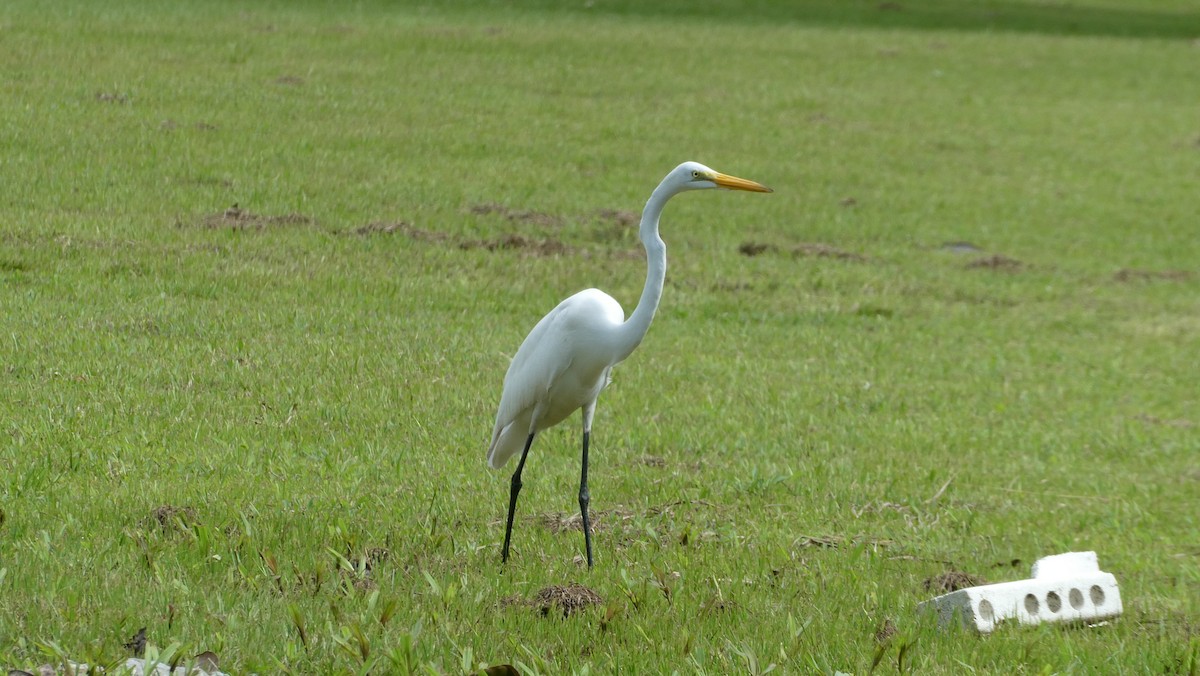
left=691, top=170, right=701, bottom=178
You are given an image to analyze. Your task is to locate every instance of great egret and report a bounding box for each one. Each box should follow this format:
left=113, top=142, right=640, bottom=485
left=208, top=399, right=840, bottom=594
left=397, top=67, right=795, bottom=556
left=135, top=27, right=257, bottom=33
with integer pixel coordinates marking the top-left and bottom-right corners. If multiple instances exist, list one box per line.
left=487, top=161, right=772, bottom=568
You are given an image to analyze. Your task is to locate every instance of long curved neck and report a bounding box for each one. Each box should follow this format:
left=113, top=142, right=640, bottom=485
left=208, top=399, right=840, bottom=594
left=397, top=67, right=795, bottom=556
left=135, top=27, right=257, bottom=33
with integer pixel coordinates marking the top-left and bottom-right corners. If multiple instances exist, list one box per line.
left=613, top=182, right=674, bottom=362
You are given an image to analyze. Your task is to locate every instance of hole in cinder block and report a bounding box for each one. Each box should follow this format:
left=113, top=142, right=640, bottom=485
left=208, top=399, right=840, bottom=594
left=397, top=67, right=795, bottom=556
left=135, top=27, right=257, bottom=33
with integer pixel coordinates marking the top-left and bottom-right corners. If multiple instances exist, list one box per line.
left=1046, top=591, right=1062, bottom=612
left=1024, top=593, right=1039, bottom=615
left=1090, top=585, right=1105, bottom=607
left=978, top=599, right=994, bottom=622
left=1069, top=588, right=1084, bottom=609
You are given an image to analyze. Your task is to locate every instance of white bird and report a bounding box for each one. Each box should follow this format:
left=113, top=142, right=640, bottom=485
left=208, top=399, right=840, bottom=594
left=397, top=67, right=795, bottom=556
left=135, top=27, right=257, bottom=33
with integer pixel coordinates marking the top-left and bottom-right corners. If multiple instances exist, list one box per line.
left=487, top=161, right=772, bottom=568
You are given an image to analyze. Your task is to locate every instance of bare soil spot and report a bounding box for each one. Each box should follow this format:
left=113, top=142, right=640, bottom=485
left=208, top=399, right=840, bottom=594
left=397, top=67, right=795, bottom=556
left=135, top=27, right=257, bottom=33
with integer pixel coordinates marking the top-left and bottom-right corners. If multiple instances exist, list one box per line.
left=794, top=534, right=895, bottom=550
left=875, top=618, right=899, bottom=643
left=531, top=583, right=602, bottom=617
left=739, top=242, right=773, bottom=257
left=195, top=122, right=218, bottom=131
left=738, top=241, right=866, bottom=261
left=1134, top=413, right=1196, bottom=428
left=593, top=208, right=639, bottom=227
left=195, top=205, right=314, bottom=231
left=149, top=505, right=198, bottom=534
left=795, top=243, right=867, bottom=261
left=851, top=501, right=913, bottom=518
left=275, top=75, right=304, bottom=86
left=336, top=547, right=387, bottom=593
left=923, top=570, right=986, bottom=594
left=539, top=507, right=633, bottom=534
left=839, top=196, right=859, bottom=207
left=96, top=91, right=129, bottom=104
left=702, top=598, right=737, bottom=614
left=644, top=498, right=718, bottom=517
left=1114, top=268, right=1195, bottom=283
left=966, top=254, right=1023, bottom=271
left=638, top=455, right=667, bottom=468
left=460, top=234, right=572, bottom=257
left=346, top=221, right=450, bottom=242
left=470, top=203, right=564, bottom=228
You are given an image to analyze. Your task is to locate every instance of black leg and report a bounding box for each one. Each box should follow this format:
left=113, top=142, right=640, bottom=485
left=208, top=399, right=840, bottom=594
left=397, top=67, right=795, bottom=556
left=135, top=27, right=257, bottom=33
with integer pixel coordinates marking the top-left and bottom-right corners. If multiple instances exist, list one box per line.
left=501, top=433, right=535, bottom=564
left=579, top=430, right=594, bottom=569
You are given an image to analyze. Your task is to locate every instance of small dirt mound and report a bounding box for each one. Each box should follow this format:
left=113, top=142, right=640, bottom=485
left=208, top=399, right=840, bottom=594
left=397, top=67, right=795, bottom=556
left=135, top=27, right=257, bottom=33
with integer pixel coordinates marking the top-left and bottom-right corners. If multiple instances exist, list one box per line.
left=923, top=570, right=986, bottom=594
left=874, top=618, right=898, bottom=643
left=538, top=507, right=632, bottom=534
left=966, top=254, right=1023, bottom=271
left=794, top=533, right=895, bottom=550
left=470, top=203, right=563, bottom=228
left=197, top=205, right=313, bottom=231
left=793, top=243, right=866, bottom=261
left=594, top=208, right=639, bottom=226
left=460, top=234, right=571, bottom=257
left=532, top=583, right=602, bottom=616
left=1114, top=268, right=1195, bottom=283
left=739, top=241, right=865, bottom=261
left=347, top=221, right=450, bottom=242
left=739, top=241, right=774, bottom=256
left=149, top=505, right=198, bottom=533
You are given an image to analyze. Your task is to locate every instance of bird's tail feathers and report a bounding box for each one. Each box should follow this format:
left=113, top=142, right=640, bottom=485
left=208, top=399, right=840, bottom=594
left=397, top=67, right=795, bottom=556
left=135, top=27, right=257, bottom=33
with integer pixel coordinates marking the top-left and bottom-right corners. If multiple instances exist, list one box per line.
left=486, top=422, right=522, bottom=470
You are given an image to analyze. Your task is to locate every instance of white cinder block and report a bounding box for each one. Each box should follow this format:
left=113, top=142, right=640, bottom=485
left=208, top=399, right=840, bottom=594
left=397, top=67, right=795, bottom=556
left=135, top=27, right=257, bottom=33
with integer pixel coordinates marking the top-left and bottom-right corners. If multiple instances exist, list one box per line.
left=919, top=551, right=1122, bottom=633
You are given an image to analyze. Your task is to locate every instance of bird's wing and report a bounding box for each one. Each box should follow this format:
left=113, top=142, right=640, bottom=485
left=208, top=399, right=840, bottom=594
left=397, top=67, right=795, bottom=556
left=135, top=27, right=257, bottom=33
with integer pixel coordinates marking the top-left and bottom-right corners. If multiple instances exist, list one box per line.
left=488, top=290, right=623, bottom=468
left=493, top=300, right=576, bottom=434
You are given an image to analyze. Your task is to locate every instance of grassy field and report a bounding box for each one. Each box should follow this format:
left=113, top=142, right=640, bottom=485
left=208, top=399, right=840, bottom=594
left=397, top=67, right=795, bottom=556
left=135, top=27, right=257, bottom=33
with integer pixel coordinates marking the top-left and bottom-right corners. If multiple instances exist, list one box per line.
left=1, top=0, right=1198, bottom=672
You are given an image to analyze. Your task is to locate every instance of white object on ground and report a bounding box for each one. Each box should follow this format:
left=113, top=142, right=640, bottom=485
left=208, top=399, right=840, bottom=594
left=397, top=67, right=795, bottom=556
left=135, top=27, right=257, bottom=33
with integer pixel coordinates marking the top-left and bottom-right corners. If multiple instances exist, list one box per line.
left=919, top=551, right=1123, bottom=633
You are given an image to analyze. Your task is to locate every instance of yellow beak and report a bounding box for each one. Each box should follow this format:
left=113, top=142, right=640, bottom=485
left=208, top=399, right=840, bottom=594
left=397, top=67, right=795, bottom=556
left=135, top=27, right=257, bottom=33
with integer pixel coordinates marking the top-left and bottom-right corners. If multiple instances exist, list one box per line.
left=711, top=172, right=773, bottom=193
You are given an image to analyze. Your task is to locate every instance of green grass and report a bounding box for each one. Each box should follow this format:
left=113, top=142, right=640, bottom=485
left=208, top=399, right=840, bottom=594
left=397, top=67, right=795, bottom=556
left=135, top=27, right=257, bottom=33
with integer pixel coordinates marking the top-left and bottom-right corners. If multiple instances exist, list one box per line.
left=1, top=0, right=1198, bottom=672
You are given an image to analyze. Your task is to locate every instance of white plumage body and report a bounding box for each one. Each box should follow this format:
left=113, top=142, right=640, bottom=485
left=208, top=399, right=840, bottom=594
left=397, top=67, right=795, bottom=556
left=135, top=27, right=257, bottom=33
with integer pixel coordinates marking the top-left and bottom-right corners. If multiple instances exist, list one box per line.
left=487, top=288, right=623, bottom=469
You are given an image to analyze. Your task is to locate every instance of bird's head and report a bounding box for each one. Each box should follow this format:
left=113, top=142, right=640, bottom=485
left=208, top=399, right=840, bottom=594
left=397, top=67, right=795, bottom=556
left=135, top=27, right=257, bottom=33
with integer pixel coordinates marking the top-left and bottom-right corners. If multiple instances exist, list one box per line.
left=670, top=161, right=773, bottom=194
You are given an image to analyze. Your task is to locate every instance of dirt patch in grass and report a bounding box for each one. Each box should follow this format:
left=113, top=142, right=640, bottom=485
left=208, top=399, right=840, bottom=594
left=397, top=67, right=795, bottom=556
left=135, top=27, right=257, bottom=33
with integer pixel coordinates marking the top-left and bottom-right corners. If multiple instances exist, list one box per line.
left=96, top=91, right=129, bottom=104
left=966, top=254, right=1023, bottom=271
left=923, top=570, right=986, bottom=593
left=470, top=203, right=564, bottom=228
left=739, top=242, right=772, bottom=257
left=190, top=205, right=314, bottom=231
left=507, top=583, right=602, bottom=617
left=738, top=241, right=866, bottom=261
left=347, top=221, right=450, bottom=242
left=702, top=598, right=737, bottom=614
left=354, top=204, right=643, bottom=258
left=593, top=208, right=639, bottom=227
left=274, top=75, right=304, bottom=86
left=875, top=618, right=899, bottom=643
left=460, top=233, right=572, bottom=257
left=638, top=455, right=667, bottom=468
left=148, top=505, right=199, bottom=534
left=539, top=507, right=634, bottom=534
left=1133, top=413, right=1196, bottom=428
left=336, top=546, right=389, bottom=592
left=348, top=219, right=573, bottom=257
left=1114, top=268, right=1195, bottom=283
left=793, top=533, right=895, bottom=550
